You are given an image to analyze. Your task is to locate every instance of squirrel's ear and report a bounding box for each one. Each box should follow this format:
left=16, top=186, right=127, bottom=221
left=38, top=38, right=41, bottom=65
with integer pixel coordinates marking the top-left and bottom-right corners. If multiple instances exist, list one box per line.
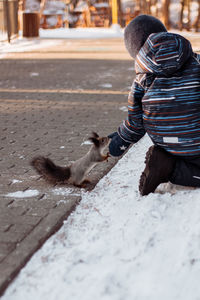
left=91, top=132, right=99, bottom=138
left=88, top=137, right=100, bottom=147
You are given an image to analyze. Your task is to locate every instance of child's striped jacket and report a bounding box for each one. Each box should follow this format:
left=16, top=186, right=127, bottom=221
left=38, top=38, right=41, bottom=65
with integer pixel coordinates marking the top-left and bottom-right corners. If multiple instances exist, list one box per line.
left=119, top=32, right=200, bottom=156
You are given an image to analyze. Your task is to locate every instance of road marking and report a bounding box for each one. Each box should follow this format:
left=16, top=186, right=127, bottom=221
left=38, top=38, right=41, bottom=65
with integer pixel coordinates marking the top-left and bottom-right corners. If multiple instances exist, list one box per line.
left=0, top=88, right=128, bottom=95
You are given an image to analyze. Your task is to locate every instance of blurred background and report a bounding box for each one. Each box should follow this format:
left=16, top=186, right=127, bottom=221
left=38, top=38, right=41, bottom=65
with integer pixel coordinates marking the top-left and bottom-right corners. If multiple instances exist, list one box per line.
left=0, top=0, right=200, bottom=42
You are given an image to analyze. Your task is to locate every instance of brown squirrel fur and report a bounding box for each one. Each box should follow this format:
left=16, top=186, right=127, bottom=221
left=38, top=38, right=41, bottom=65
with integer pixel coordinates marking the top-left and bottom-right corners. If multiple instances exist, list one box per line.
left=31, top=132, right=110, bottom=187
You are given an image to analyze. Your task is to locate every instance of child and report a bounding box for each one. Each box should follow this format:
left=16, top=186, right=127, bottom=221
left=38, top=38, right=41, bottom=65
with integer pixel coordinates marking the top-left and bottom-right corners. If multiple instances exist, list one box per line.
left=108, top=14, right=200, bottom=196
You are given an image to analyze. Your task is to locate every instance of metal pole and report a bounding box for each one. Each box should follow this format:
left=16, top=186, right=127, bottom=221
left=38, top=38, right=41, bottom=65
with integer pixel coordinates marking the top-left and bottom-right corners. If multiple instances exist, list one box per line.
left=111, top=0, right=118, bottom=25
left=5, top=0, right=11, bottom=43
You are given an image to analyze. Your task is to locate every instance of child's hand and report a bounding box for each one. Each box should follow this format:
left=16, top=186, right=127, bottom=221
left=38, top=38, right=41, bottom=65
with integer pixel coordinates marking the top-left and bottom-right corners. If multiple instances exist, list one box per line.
left=108, top=132, right=131, bottom=157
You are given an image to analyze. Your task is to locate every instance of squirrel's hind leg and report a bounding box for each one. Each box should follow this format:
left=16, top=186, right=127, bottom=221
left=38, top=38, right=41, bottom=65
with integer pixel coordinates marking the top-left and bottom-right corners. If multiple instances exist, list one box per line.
left=73, top=179, right=91, bottom=188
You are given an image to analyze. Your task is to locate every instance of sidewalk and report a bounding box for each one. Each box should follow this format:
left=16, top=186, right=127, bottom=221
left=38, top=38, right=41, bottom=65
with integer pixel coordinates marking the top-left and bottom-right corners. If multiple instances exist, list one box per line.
left=0, top=37, right=131, bottom=295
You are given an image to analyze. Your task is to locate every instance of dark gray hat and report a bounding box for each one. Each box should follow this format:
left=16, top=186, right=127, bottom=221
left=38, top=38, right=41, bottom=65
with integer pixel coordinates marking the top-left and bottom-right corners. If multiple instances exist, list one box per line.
left=124, top=14, right=167, bottom=58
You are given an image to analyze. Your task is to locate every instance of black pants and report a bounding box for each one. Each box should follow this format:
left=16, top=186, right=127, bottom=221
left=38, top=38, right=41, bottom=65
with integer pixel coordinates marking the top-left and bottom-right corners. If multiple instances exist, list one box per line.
left=170, top=156, right=200, bottom=187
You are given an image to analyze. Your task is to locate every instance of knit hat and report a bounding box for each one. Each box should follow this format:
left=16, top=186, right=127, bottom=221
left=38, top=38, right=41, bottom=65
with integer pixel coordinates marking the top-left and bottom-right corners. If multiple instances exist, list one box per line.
left=124, top=15, right=167, bottom=58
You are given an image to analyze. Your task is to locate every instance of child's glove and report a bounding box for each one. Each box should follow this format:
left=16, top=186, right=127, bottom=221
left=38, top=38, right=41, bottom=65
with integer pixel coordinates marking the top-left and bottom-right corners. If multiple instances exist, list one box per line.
left=108, top=132, right=131, bottom=157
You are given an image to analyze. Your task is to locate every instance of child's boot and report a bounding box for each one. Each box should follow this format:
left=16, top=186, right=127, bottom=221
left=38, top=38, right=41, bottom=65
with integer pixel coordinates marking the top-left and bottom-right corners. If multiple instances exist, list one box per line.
left=139, top=145, right=176, bottom=196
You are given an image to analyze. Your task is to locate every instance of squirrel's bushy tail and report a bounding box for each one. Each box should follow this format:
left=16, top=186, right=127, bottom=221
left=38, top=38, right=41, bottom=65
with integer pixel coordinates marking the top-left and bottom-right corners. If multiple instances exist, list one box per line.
left=31, top=156, right=71, bottom=183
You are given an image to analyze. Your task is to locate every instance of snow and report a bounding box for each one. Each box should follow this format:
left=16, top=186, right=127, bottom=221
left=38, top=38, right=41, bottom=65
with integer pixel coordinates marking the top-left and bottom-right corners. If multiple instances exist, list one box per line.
left=99, top=83, right=113, bottom=88
left=11, top=179, right=22, bottom=184
left=2, top=135, right=200, bottom=300
left=0, top=37, right=63, bottom=58
left=6, top=190, right=39, bottom=198
left=53, top=187, right=76, bottom=196
left=30, top=72, right=39, bottom=77
left=119, top=106, right=128, bottom=112
left=39, top=26, right=123, bottom=39
left=81, top=140, right=93, bottom=146
left=0, top=27, right=123, bottom=58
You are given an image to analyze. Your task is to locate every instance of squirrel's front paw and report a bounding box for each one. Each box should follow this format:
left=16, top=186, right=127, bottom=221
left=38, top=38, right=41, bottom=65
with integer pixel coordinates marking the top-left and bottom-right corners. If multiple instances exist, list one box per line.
left=103, top=152, right=110, bottom=162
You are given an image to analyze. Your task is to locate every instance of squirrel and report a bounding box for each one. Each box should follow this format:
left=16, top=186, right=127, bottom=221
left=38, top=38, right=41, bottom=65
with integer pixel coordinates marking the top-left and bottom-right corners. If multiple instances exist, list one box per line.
left=31, top=132, right=110, bottom=187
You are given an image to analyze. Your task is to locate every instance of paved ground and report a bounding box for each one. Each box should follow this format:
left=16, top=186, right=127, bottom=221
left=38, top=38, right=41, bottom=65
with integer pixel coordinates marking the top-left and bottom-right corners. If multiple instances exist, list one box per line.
left=0, top=38, right=133, bottom=295
left=0, top=34, right=199, bottom=296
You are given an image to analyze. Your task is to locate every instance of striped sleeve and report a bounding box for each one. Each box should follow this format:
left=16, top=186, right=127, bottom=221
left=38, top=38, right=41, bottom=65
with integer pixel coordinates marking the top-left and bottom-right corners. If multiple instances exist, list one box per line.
left=118, top=77, right=146, bottom=143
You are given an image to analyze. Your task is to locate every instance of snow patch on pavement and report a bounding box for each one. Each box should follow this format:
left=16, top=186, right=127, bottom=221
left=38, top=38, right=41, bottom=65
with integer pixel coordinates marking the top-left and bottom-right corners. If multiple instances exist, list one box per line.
left=99, top=83, right=113, bottom=88
left=11, top=179, right=23, bottom=184
left=6, top=190, right=39, bottom=198
left=119, top=106, right=128, bottom=112
left=53, top=187, right=77, bottom=196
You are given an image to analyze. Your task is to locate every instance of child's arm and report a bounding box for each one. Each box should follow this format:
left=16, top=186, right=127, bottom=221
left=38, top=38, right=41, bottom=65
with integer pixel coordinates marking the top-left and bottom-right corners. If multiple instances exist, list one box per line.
left=109, top=77, right=146, bottom=157
left=118, top=78, right=146, bottom=143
